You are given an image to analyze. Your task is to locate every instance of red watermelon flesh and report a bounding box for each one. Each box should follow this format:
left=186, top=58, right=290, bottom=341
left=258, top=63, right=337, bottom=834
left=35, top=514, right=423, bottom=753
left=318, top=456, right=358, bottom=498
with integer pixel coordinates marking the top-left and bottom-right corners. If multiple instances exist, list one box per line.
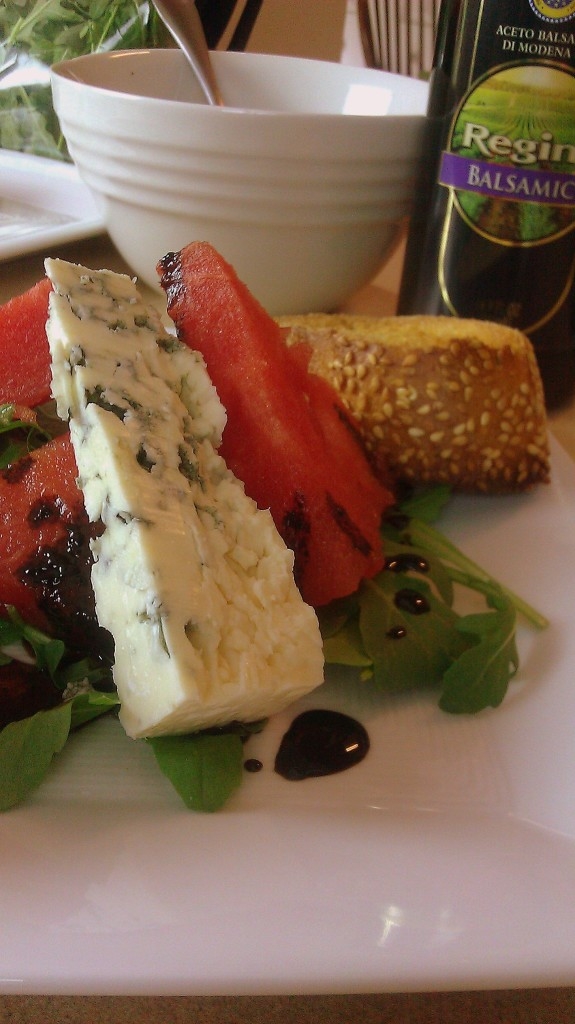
left=0, top=277, right=52, bottom=408
left=158, top=242, right=394, bottom=607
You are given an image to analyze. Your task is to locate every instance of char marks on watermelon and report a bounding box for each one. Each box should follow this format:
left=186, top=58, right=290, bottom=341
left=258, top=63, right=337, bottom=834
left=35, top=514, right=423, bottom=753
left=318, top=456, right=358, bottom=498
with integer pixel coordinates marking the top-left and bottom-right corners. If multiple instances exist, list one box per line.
left=158, top=242, right=394, bottom=607
left=0, top=434, right=109, bottom=657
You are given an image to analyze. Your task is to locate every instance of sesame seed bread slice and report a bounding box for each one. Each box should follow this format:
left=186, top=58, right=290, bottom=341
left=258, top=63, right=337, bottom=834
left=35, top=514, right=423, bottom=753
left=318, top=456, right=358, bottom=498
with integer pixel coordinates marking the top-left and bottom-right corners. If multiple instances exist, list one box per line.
left=278, top=313, right=550, bottom=494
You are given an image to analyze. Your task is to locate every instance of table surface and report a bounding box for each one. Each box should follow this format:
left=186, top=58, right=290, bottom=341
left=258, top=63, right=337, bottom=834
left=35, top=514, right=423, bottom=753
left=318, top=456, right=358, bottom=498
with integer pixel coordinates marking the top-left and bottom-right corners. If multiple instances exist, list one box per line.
left=1, top=232, right=574, bottom=1024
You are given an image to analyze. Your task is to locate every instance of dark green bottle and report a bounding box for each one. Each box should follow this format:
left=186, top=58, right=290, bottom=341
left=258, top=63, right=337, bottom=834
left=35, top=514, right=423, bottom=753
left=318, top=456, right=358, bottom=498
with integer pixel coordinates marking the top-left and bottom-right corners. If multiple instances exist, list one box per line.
left=398, top=0, right=575, bottom=409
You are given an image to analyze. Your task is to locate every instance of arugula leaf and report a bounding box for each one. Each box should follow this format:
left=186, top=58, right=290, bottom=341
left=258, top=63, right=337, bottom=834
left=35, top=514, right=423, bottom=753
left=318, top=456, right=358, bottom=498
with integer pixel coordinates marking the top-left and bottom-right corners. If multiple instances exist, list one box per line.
left=148, top=732, right=245, bottom=812
left=394, top=484, right=453, bottom=522
left=0, top=701, right=71, bottom=811
left=0, top=606, right=117, bottom=809
left=1, top=606, right=111, bottom=691
left=360, top=574, right=469, bottom=694
left=69, top=690, right=119, bottom=730
left=385, top=506, right=549, bottom=630
left=318, top=487, right=548, bottom=715
left=0, top=688, right=120, bottom=811
left=439, top=584, right=519, bottom=713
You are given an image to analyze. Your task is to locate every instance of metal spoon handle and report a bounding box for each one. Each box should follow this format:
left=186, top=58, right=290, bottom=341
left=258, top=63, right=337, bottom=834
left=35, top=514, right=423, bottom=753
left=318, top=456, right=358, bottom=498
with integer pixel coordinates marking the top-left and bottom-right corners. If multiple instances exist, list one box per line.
left=152, top=0, right=224, bottom=106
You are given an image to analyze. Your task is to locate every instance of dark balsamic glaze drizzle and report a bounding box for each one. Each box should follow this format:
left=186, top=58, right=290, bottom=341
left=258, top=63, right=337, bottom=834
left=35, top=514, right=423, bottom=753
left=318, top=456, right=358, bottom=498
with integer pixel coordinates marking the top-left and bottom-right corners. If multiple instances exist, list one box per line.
left=18, top=518, right=113, bottom=664
left=385, top=552, right=429, bottom=574
left=386, top=625, right=407, bottom=639
left=274, top=709, right=369, bottom=781
left=394, top=587, right=430, bottom=615
left=383, top=540, right=431, bottom=638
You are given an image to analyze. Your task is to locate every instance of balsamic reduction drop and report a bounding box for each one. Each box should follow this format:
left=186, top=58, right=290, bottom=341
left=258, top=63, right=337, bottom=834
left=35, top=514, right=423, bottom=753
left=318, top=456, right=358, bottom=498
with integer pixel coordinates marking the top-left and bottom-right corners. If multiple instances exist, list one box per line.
left=274, top=709, right=369, bottom=781
left=385, top=553, right=429, bottom=574
left=394, top=588, right=430, bottom=615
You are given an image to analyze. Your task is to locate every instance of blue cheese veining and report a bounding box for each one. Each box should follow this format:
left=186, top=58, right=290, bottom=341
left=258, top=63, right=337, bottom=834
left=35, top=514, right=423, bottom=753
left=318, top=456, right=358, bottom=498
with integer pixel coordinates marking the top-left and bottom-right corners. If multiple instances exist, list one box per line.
left=45, top=258, right=324, bottom=739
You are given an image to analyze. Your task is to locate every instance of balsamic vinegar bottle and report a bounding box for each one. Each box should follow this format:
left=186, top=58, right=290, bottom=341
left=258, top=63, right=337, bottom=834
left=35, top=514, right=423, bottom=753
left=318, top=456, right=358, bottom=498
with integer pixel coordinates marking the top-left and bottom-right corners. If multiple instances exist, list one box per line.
left=398, top=0, right=575, bottom=409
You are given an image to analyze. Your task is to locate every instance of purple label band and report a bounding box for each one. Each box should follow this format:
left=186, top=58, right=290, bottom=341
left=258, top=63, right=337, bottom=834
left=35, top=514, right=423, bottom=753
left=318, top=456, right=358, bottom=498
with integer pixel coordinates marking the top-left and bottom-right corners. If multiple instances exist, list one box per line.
left=439, top=151, right=575, bottom=206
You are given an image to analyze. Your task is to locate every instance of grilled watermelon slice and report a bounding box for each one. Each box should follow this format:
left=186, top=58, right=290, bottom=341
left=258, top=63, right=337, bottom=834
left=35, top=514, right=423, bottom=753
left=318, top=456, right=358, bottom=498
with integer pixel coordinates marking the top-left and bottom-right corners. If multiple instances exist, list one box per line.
left=158, top=242, right=394, bottom=607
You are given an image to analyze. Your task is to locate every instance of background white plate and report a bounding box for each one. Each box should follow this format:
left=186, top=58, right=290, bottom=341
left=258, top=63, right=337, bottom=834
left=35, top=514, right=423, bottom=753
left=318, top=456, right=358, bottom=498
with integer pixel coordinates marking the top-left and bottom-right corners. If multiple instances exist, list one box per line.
left=0, top=151, right=104, bottom=260
left=1, top=439, right=574, bottom=996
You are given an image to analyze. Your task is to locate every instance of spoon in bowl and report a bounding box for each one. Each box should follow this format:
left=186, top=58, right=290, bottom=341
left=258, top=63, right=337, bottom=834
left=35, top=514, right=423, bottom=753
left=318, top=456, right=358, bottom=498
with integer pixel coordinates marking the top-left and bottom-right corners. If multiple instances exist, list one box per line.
left=152, top=0, right=224, bottom=106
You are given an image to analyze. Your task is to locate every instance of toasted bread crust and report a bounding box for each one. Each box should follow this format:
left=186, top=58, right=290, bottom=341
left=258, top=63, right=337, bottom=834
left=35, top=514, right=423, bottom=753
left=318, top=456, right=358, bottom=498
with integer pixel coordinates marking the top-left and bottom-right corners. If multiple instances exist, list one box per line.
left=279, top=313, right=550, bottom=493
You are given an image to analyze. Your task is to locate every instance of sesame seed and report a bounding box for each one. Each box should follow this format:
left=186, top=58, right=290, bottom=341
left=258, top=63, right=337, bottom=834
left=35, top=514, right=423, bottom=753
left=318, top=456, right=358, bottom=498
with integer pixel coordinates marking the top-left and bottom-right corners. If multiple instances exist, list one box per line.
left=396, top=385, right=418, bottom=402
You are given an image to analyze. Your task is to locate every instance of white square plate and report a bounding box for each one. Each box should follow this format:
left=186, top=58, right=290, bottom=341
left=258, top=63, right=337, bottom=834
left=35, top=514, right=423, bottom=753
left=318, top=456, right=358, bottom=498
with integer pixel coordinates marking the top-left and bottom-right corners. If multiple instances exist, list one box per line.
left=1, top=438, right=574, bottom=996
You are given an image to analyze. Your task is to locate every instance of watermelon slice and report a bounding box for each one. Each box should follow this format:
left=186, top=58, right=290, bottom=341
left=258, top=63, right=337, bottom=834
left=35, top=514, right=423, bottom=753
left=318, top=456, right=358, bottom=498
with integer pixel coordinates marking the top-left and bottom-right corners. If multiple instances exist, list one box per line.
left=158, top=242, right=394, bottom=607
left=0, top=277, right=52, bottom=408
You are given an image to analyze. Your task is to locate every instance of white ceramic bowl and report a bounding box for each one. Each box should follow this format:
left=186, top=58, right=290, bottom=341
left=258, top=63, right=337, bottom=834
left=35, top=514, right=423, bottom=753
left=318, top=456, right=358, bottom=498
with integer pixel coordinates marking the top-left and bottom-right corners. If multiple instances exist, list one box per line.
left=51, top=49, right=428, bottom=314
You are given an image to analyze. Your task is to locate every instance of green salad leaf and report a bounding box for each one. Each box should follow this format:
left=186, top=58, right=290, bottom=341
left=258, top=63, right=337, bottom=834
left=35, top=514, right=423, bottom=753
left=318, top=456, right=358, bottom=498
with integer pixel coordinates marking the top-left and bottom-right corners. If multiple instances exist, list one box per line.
left=0, top=605, right=111, bottom=691
left=0, top=607, right=117, bottom=810
left=0, top=690, right=119, bottom=812
left=0, top=2, right=168, bottom=159
left=147, top=720, right=265, bottom=811
left=0, top=701, right=72, bottom=811
left=0, top=403, right=50, bottom=469
left=440, top=590, right=519, bottom=713
left=148, top=732, right=245, bottom=813
left=318, top=487, right=548, bottom=715
left=0, top=2, right=166, bottom=66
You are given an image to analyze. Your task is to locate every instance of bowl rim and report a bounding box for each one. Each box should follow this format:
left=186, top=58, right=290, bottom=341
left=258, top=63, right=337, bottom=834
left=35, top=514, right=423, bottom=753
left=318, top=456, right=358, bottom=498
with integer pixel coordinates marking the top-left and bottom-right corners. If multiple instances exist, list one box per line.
left=50, top=47, right=429, bottom=124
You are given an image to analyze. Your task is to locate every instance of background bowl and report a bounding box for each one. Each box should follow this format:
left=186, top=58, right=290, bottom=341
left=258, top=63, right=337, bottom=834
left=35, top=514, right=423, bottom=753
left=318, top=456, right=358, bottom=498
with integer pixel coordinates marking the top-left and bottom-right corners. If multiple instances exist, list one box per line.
left=51, top=49, right=428, bottom=314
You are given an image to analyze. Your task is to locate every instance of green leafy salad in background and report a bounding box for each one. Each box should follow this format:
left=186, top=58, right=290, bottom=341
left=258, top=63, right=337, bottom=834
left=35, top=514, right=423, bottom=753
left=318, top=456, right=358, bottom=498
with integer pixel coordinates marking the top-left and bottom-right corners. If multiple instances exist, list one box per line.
left=0, top=1, right=168, bottom=160
left=0, top=405, right=549, bottom=814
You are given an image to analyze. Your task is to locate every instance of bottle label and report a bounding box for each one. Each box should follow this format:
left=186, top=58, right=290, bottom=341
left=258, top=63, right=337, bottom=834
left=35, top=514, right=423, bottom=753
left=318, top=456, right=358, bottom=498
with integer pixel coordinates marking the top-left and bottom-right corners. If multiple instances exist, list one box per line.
left=438, top=62, right=575, bottom=245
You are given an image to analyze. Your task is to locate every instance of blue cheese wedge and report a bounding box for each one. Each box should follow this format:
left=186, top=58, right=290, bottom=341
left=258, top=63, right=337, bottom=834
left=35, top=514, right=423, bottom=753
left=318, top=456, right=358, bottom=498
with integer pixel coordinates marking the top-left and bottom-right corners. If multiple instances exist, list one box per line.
left=45, top=258, right=324, bottom=739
